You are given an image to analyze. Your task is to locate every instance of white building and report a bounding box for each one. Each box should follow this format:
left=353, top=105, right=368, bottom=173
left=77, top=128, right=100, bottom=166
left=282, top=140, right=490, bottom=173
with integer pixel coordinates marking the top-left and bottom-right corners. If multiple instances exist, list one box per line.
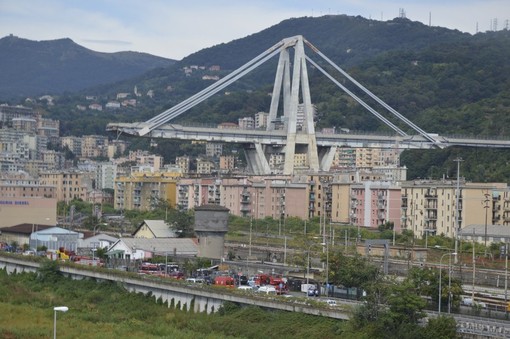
left=97, top=162, right=117, bottom=190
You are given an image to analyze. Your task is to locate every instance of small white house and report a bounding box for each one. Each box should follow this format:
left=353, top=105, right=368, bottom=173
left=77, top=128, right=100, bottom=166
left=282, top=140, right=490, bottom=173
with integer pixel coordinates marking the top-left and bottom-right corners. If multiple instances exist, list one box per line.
left=78, top=233, right=118, bottom=250
left=132, top=220, right=179, bottom=239
left=106, top=237, right=198, bottom=260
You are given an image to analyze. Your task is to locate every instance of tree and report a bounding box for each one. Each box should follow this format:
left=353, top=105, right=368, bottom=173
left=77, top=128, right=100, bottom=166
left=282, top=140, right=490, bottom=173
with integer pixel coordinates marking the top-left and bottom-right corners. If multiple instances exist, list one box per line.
left=346, top=277, right=458, bottom=339
left=329, top=252, right=379, bottom=290
left=385, top=281, right=427, bottom=325
left=37, top=260, right=61, bottom=283
left=406, top=266, right=463, bottom=312
left=423, top=316, right=460, bottom=339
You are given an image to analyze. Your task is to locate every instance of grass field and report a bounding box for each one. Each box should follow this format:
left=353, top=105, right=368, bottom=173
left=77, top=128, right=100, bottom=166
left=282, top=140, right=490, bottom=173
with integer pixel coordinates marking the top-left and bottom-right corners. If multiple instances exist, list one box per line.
left=0, top=267, right=343, bottom=339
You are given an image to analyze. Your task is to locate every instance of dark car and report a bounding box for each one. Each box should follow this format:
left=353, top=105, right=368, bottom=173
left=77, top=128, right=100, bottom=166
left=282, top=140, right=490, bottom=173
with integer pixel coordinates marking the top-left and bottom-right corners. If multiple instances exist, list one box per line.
left=307, top=287, right=319, bottom=297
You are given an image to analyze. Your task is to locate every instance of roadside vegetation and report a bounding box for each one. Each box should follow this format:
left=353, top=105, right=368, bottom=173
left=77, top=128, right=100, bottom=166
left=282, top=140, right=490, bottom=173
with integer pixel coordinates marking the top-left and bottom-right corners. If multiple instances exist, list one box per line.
left=0, top=255, right=459, bottom=338
left=0, top=262, right=342, bottom=339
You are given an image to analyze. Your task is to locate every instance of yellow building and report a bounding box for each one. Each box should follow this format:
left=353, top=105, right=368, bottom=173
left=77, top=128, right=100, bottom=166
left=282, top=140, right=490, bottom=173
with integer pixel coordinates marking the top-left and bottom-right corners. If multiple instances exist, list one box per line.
left=39, top=171, right=90, bottom=203
left=114, top=172, right=178, bottom=211
left=330, top=182, right=351, bottom=223
left=401, top=180, right=507, bottom=239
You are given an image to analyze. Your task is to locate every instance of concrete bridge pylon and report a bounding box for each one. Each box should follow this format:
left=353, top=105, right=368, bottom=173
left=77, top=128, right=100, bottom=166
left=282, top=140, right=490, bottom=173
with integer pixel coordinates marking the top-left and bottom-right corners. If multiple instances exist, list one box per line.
left=246, top=35, right=320, bottom=175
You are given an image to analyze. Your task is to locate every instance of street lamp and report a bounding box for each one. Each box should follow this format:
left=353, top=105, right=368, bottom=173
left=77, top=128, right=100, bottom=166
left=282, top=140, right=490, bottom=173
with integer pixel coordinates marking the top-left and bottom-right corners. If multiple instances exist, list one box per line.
left=53, top=306, right=68, bottom=339
left=438, top=253, right=457, bottom=314
left=322, top=242, right=329, bottom=297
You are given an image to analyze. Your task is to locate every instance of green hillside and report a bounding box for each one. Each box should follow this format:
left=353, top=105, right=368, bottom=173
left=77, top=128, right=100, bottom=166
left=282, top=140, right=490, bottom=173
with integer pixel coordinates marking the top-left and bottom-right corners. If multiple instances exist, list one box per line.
left=5, top=15, right=510, bottom=182
left=0, top=35, right=176, bottom=99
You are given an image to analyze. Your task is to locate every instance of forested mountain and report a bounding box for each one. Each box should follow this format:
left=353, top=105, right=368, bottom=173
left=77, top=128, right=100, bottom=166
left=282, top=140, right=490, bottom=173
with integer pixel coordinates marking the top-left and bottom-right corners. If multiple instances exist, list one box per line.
left=4, top=15, right=510, bottom=182
left=0, top=35, right=176, bottom=99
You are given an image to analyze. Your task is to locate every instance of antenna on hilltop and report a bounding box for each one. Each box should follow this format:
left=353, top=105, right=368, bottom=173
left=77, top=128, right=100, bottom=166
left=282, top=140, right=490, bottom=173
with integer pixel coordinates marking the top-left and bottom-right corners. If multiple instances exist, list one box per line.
left=505, top=19, right=509, bottom=30
left=399, top=8, right=406, bottom=19
left=429, top=12, right=431, bottom=27
left=493, top=18, right=498, bottom=31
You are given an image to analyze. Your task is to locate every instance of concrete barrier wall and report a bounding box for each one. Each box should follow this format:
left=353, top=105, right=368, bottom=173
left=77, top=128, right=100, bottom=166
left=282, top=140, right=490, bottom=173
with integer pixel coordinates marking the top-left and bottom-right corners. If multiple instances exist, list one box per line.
left=0, top=255, right=349, bottom=319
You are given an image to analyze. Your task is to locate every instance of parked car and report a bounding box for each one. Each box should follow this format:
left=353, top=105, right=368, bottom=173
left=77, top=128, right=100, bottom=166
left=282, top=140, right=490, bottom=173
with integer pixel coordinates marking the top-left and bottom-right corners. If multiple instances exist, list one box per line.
left=307, top=287, right=319, bottom=297
left=257, top=285, right=277, bottom=295
left=186, top=278, right=205, bottom=284
left=237, top=285, right=255, bottom=292
left=325, top=299, right=337, bottom=306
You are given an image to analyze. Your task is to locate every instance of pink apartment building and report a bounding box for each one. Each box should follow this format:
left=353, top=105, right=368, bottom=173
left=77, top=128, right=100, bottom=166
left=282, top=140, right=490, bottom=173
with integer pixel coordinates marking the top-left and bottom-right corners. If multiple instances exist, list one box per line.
left=349, top=181, right=402, bottom=231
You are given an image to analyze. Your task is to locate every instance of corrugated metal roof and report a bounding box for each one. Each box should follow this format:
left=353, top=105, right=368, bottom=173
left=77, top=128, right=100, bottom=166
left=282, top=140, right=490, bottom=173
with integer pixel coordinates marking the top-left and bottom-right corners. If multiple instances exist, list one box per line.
left=143, top=220, right=178, bottom=238
left=1, top=224, right=54, bottom=235
left=117, top=237, right=198, bottom=255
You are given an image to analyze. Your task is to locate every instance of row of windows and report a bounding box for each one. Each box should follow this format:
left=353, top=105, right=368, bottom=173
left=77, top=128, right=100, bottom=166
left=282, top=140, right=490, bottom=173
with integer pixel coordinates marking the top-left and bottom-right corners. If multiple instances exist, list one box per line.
left=0, top=187, right=52, bottom=191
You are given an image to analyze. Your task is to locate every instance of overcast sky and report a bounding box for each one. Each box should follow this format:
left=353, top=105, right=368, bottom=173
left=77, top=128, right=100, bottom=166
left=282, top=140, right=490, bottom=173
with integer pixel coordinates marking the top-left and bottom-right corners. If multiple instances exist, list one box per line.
left=1, top=0, right=508, bottom=60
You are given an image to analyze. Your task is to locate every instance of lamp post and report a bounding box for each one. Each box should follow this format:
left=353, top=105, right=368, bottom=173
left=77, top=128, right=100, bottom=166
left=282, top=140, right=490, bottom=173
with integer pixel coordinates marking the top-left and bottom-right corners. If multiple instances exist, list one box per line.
left=322, top=241, right=329, bottom=297
left=306, top=250, right=310, bottom=285
left=53, top=306, right=68, bottom=339
left=438, top=253, right=457, bottom=314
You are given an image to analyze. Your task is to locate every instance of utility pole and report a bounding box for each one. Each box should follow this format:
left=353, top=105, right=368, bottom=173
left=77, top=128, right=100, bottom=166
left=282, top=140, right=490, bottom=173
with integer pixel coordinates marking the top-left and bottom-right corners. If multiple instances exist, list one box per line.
left=483, top=191, right=491, bottom=255
left=454, top=157, right=463, bottom=264
left=505, top=243, right=509, bottom=319
left=249, top=217, right=253, bottom=258
left=472, top=229, right=476, bottom=302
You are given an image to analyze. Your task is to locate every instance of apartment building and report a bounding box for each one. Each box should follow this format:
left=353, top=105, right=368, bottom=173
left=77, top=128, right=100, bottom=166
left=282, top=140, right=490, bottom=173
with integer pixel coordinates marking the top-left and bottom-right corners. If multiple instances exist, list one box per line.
left=107, top=140, right=129, bottom=159
left=96, top=162, right=117, bottom=190
left=114, top=172, right=177, bottom=211
left=254, top=112, right=268, bottom=129
left=197, top=159, right=215, bottom=174
left=238, top=117, right=255, bottom=130
left=81, top=135, right=108, bottom=159
left=176, top=156, right=190, bottom=173
left=128, top=150, right=164, bottom=170
left=0, top=104, right=35, bottom=124
left=40, top=150, right=65, bottom=170
left=177, top=178, right=221, bottom=211
left=37, top=115, right=60, bottom=141
left=220, top=177, right=251, bottom=217
left=205, top=143, right=223, bottom=158
left=219, top=155, right=235, bottom=172
left=400, top=179, right=507, bottom=239
left=348, top=181, right=402, bottom=230
left=331, top=147, right=401, bottom=170
left=12, top=117, right=37, bottom=133
left=39, top=171, right=91, bottom=203
left=61, top=136, right=82, bottom=157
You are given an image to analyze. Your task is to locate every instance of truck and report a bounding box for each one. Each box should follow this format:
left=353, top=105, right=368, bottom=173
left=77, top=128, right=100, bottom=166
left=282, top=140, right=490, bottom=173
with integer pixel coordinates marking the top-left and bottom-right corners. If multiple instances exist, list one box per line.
left=56, top=247, right=75, bottom=260
left=214, top=276, right=235, bottom=287
left=253, top=274, right=288, bottom=294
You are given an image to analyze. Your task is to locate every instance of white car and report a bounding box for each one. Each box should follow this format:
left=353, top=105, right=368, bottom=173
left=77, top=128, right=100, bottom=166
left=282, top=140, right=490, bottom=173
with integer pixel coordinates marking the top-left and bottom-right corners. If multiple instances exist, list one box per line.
left=186, top=278, right=204, bottom=284
left=325, top=299, right=337, bottom=306
left=237, top=285, right=255, bottom=291
left=257, top=286, right=277, bottom=295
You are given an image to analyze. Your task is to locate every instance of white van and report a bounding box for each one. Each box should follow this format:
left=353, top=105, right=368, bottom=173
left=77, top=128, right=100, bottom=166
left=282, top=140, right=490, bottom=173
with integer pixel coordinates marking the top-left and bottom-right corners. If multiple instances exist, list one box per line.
left=186, top=278, right=204, bottom=284
left=237, top=285, right=255, bottom=292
